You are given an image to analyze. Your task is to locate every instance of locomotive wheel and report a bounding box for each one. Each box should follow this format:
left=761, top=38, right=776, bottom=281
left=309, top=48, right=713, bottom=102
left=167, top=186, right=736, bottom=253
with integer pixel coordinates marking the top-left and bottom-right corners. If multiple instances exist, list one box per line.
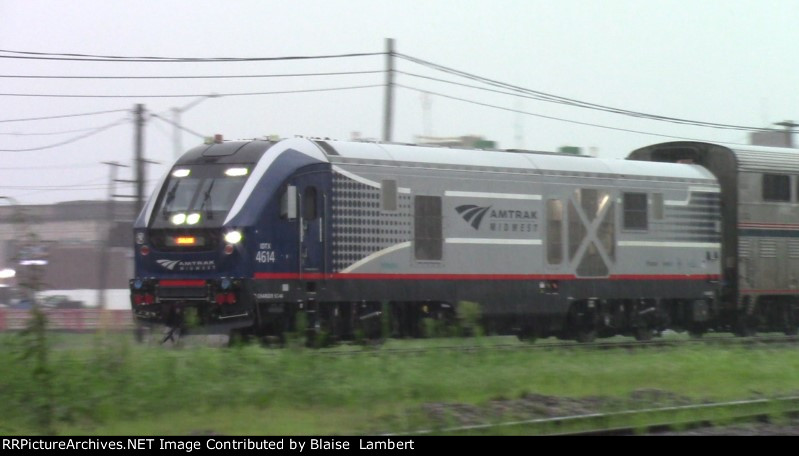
left=734, top=325, right=756, bottom=337
left=734, top=316, right=757, bottom=337
left=229, top=328, right=254, bottom=346
left=686, top=322, right=706, bottom=338
left=574, top=329, right=596, bottom=343
left=782, top=304, right=797, bottom=336
left=133, top=324, right=147, bottom=344
left=688, top=328, right=705, bottom=339
left=517, top=328, right=537, bottom=344
left=633, top=326, right=654, bottom=341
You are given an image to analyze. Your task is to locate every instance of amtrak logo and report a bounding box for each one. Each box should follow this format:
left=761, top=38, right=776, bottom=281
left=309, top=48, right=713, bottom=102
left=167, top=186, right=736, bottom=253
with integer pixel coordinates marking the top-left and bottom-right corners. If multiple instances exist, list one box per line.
left=156, top=258, right=215, bottom=271
left=456, top=204, right=539, bottom=233
left=456, top=205, right=492, bottom=230
left=156, top=259, right=181, bottom=271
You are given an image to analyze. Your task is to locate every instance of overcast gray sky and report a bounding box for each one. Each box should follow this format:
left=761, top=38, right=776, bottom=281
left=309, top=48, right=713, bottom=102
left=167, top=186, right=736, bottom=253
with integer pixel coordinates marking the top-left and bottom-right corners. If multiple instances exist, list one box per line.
left=1, top=0, right=797, bottom=205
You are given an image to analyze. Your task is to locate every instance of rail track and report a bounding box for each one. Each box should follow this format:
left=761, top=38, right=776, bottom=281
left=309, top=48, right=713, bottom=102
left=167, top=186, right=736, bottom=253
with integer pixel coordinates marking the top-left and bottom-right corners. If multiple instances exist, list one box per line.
left=308, top=333, right=799, bottom=357
left=383, top=395, right=799, bottom=436
left=135, top=329, right=799, bottom=352
left=4, top=306, right=797, bottom=355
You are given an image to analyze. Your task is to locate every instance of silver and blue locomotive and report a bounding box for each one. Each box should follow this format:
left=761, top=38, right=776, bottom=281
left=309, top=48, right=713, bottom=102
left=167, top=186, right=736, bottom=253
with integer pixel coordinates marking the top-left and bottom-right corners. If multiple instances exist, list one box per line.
left=131, top=137, right=726, bottom=341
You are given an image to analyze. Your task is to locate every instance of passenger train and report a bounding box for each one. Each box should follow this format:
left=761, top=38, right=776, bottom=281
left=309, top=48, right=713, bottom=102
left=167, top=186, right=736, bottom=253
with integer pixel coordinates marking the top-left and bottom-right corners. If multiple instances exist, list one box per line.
left=129, top=137, right=798, bottom=342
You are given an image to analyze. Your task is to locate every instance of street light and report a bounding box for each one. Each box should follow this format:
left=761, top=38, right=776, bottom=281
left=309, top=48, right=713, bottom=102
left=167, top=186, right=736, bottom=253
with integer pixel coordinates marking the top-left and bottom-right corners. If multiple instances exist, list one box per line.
left=172, top=93, right=219, bottom=159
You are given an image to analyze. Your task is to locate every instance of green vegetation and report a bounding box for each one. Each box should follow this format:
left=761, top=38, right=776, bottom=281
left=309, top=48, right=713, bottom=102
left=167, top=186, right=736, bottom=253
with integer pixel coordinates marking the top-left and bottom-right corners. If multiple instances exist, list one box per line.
left=1, top=331, right=799, bottom=435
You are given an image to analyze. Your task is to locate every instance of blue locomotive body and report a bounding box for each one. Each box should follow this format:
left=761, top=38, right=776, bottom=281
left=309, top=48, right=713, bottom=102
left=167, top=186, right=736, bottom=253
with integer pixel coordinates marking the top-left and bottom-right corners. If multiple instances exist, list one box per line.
left=131, top=137, right=728, bottom=341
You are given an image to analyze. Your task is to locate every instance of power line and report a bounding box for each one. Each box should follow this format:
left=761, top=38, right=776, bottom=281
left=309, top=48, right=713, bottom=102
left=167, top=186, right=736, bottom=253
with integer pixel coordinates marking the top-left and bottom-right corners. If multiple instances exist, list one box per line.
left=0, top=176, right=107, bottom=190
left=0, top=49, right=384, bottom=63
left=0, top=125, right=116, bottom=136
left=0, top=70, right=384, bottom=80
left=8, top=177, right=156, bottom=198
left=397, top=84, right=754, bottom=146
left=0, top=83, right=383, bottom=99
left=398, top=69, right=780, bottom=135
left=149, top=113, right=206, bottom=139
left=0, top=108, right=129, bottom=123
left=395, top=52, right=775, bottom=133
left=0, top=163, right=103, bottom=170
left=0, top=118, right=130, bottom=152
left=0, top=178, right=149, bottom=191
left=0, top=184, right=111, bottom=190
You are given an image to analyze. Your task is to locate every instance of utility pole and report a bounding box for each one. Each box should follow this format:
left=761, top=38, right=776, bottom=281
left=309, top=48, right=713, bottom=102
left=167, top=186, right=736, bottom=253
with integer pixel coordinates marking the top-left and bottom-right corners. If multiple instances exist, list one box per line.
left=171, top=94, right=218, bottom=160
left=134, top=104, right=146, bottom=216
left=383, top=38, right=395, bottom=143
left=172, top=107, right=182, bottom=161
left=775, top=120, right=799, bottom=148
left=421, top=91, right=432, bottom=137
left=97, top=162, right=128, bottom=310
left=514, top=99, right=524, bottom=149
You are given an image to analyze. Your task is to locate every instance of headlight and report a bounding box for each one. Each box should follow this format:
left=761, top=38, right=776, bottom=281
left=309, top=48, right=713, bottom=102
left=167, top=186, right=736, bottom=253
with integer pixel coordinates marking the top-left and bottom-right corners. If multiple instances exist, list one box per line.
left=224, top=230, right=242, bottom=244
left=171, top=213, right=186, bottom=225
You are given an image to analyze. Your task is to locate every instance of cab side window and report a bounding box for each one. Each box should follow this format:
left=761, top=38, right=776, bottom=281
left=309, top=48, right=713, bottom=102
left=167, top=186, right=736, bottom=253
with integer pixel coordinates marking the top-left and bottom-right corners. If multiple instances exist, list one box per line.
left=303, top=186, right=318, bottom=220
left=623, top=193, right=648, bottom=230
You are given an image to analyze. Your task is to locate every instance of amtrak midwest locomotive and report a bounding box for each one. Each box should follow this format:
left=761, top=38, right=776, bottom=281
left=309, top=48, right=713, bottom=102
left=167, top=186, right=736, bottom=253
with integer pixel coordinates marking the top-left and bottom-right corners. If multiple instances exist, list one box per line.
left=129, top=136, right=798, bottom=341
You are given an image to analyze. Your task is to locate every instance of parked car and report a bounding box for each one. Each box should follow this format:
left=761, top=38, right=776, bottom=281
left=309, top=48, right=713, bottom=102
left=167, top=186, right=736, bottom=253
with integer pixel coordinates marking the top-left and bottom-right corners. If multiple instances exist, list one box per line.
left=41, top=295, right=84, bottom=309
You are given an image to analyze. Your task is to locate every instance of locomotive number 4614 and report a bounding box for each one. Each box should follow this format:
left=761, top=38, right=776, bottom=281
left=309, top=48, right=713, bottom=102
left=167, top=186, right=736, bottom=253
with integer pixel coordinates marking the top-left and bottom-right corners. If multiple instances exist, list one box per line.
left=255, top=250, right=276, bottom=263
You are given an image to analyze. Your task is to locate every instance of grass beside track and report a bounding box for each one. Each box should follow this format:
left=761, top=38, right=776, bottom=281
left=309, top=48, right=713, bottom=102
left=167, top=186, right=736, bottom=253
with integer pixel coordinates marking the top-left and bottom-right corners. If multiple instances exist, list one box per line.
left=2, top=331, right=799, bottom=435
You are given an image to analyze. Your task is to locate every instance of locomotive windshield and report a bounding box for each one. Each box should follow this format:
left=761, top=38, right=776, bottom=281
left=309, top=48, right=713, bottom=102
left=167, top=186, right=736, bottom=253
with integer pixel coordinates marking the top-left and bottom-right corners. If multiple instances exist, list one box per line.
left=150, top=164, right=251, bottom=228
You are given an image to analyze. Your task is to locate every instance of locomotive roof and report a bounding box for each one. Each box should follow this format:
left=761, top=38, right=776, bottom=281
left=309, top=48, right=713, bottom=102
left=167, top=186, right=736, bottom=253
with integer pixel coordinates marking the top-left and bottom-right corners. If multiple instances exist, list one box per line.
left=165, top=138, right=719, bottom=227
left=315, top=139, right=717, bottom=182
left=175, top=138, right=716, bottom=182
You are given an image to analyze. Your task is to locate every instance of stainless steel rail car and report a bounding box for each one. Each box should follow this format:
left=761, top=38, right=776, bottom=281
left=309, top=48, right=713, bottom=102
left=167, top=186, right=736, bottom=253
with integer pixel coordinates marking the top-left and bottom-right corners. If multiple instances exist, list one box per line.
left=630, top=141, right=799, bottom=335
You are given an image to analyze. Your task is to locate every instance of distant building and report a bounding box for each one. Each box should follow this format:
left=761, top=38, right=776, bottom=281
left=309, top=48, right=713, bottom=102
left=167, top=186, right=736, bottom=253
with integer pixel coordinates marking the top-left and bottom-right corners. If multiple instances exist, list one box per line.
left=750, top=122, right=796, bottom=148
left=415, top=135, right=497, bottom=149
left=558, top=146, right=583, bottom=155
left=0, top=200, right=136, bottom=308
left=750, top=130, right=792, bottom=148
left=350, top=131, right=379, bottom=143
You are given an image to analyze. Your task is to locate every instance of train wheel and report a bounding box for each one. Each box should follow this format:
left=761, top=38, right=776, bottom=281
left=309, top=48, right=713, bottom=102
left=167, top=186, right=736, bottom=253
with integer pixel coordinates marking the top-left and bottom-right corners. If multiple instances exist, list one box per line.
left=229, top=328, right=254, bottom=346
left=133, top=323, right=147, bottom=344
left=734, top=321, right=756, bottom=337
left=783, top=304, right=797, bottom=336
left=634, top=326, right=654, bottom=341
left=354, top=302, right=385, bottom=344
left=574, top=329, right=596, bottom=343
left=517, top=328, right=537, bottom=344
left=568, top=300, right=597, bottom=343
left=688, top=327, right=705, bottom=339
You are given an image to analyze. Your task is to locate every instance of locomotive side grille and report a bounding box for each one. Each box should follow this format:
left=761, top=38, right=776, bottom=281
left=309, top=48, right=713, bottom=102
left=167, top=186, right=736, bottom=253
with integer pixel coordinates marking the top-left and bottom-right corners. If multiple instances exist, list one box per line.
left=759, top=240, right=777, bottom=258
left=331, top=172, right=413, bottom=272
left=789, top=241, right=799, bottom=259
left=738, top=239, right=751, bottom=258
